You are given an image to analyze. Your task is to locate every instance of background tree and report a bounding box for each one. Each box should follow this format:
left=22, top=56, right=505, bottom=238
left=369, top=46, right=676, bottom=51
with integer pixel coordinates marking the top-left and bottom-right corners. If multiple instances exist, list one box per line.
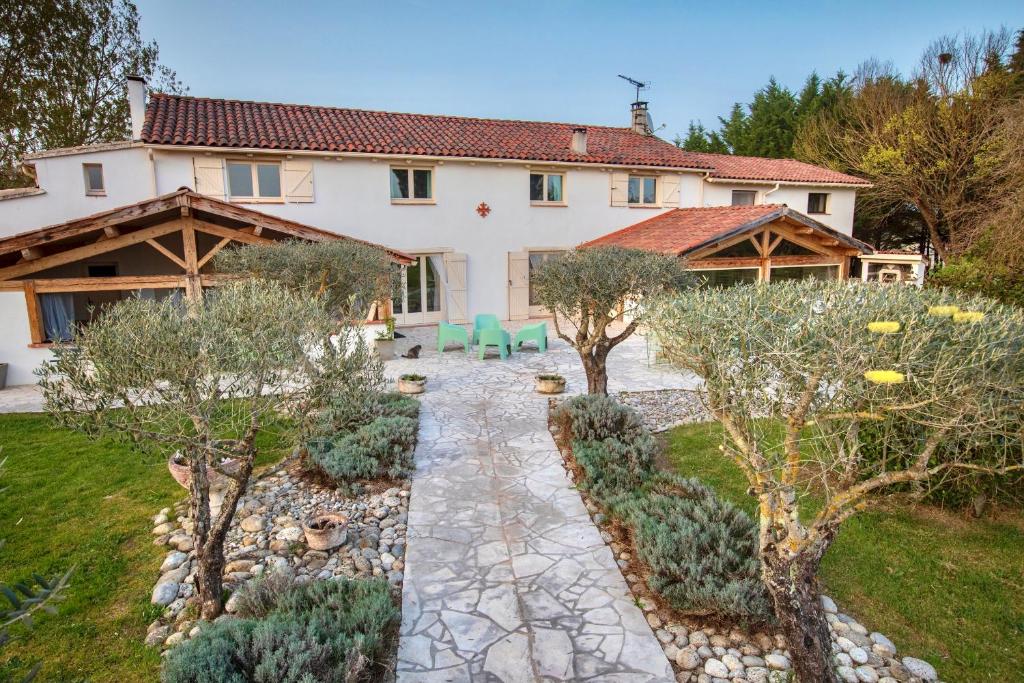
left=653, top=281, right=1024, bottom=682
left=0, top=0, right=185, bottom=189
left=38, top=280, right=382, bottom=619
left=531, top=246, right=685, bottom=395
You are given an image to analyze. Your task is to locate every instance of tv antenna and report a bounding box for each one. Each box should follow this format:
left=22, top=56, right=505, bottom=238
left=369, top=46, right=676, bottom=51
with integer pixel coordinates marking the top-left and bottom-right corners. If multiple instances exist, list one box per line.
left=617, top=74, right=650, bottom=102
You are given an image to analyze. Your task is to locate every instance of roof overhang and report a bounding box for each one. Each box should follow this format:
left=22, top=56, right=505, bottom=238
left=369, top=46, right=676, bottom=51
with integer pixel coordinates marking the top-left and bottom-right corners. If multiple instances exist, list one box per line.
left=704, top=176, right=872, bottom=189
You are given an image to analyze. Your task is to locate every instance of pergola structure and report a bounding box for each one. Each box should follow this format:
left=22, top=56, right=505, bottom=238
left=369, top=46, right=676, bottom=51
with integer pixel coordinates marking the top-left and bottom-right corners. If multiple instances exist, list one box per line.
left=582, top=204, right=872, bottom=286
left=0, top=187, right=412, bottom=345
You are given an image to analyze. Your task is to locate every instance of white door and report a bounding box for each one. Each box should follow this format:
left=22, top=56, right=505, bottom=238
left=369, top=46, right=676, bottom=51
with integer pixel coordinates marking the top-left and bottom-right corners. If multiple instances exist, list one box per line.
left=508, top=252, right=530, bottom=320
left=527, top=250, right=564, bottom=317
left=393, top=255, right=444, bottom=325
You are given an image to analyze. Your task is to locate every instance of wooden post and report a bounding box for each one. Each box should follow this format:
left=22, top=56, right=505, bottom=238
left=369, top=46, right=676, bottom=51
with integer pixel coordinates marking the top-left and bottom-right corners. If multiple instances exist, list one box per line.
left=23, top=280, right=44, bottom=344
left=182, top=219, right=201, bottom=302
left=759, top=229, right=772, bottom=282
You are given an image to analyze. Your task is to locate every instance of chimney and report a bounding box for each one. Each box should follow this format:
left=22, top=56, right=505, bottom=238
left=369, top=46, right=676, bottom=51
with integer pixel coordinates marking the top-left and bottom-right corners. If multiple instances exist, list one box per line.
left=126, top=75, right=147, bottom=140
left=571, top=127, right=588, bottom=155
left=630, top=101, right=652, bottom=135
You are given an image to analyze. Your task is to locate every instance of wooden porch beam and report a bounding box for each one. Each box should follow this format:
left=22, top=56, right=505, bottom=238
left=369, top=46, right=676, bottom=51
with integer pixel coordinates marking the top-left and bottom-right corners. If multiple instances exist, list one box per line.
left=20, top=247, right=43, bottom=261
left=0, top=221, right=182, bottom=281
left=196, top=237, right=232, bottom=270
left=0, top=275, right=187, bottom=293
left=145, top=239, right=187, bottom=269
left=192, top=220, right=274, bottom=246
left=23, top=281, right=44, bottom=344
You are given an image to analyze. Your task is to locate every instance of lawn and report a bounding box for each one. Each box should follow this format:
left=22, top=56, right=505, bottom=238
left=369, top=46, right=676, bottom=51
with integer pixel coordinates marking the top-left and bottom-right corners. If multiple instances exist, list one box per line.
left=0, top=412, right=290, bottom=682
left=665, top=422, right=1024, bottom=683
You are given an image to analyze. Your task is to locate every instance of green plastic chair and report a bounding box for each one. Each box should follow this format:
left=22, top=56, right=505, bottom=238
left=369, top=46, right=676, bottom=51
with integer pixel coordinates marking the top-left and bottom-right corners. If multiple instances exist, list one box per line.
left=437, top=322, right=470, bottom=353
left=472, top=314, right=501, bottom=345
left=514, top=322, right=547, bottom=352
left=477, top=328, right=511, bottom=360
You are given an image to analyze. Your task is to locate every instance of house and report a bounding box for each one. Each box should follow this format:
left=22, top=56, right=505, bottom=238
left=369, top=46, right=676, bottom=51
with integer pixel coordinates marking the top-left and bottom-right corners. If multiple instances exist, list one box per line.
left=0, top=189, right=413, bottom=386
left=0, top=78, right=872, bottom=384
left=581, top=204, right=872, bottom=284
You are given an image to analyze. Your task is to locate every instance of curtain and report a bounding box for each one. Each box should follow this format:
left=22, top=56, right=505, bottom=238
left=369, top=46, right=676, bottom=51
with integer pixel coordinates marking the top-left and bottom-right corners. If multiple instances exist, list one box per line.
left=40, top=293, right=74, bottom=342
left=428, top=255, right=450, bottom=322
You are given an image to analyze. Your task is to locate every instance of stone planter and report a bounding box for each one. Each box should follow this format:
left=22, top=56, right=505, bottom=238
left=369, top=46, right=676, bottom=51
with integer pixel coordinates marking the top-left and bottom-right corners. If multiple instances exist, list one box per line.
left=535, top=374, right=566, bottom=394
left=303, top=513, right=349, bottom=550
left=398, top=374, right=427, bottom=395
left=375, top=338, right=396, bottom=360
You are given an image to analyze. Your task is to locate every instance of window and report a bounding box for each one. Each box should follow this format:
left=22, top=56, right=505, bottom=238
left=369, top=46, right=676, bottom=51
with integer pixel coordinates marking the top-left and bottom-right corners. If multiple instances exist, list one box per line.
left=807, top=192, right=830, bottom=214
left=627, top=175, right=657, bottom=205
left=529, top=172, right=565, bottom=204
left=226, top=161, right=282, bottom=200
left=731, top=190, right=756, bottom=206
left=391, top=167, right=433, bottom=202
left=698, top=268, right=759, bottom=288
left=770, top=265, right=838, bottom=282
left=83, top=164, right=105, bottom=195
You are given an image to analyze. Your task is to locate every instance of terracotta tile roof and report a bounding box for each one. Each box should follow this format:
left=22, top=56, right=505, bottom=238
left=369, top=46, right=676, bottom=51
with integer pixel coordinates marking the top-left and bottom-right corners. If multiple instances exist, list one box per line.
left=581, top=205, right=871, bottom=256
left=141, top=94, right=868, bottom=184
left=688, top=152, right=869, bottom=186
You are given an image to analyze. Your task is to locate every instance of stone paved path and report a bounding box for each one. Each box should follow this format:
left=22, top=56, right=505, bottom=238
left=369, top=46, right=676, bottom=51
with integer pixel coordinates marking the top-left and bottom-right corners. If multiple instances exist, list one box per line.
left=391, top=323, right=696, bottom=682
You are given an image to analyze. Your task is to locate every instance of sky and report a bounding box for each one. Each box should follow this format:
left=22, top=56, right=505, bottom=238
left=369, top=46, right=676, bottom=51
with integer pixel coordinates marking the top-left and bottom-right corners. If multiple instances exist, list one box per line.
left=136, top=0, right=1023, bottom=139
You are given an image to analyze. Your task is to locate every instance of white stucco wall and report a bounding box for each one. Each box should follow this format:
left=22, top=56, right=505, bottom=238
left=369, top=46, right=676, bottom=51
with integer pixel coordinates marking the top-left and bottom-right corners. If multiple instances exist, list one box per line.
left=0, top=291, right=54, bottom=386
left=701, top=182, right=857, bottom=234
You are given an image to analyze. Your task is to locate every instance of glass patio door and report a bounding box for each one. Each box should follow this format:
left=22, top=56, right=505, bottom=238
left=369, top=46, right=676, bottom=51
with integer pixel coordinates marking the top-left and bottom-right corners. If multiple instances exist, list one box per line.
left=393, top=255, right=443, bottom=325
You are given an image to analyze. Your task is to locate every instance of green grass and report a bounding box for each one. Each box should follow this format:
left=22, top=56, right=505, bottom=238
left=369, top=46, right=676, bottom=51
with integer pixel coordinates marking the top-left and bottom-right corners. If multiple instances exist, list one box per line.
left=665, top=422, right=1024, bottom=683
left=0, top=412, right=290, bottom=682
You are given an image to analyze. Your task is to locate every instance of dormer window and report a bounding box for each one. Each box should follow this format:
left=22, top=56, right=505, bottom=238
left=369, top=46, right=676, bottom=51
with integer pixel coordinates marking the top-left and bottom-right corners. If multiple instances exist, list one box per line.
left=83, top=163, right=105, bottom=196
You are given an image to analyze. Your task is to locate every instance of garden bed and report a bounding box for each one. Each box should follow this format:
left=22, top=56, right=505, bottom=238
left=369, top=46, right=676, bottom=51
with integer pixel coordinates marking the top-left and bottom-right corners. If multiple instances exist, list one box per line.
left=548, top=395, right=945, bottom=683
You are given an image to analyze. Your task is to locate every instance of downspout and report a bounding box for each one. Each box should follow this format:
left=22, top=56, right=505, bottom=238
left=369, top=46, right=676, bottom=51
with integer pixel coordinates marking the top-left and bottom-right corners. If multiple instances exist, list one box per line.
left=147, top=148, right=158, bottom=196
left=699, top=172, right=710, bottom=206
left=762, top=182, right=781, bottom=204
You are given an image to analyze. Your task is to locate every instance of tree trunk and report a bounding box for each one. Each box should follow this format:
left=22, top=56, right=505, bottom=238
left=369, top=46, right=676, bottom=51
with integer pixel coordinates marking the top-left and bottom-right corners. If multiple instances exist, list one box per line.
left=582, top=347, right=609, bottom=395
left=762, top=548, right=839, bottom=683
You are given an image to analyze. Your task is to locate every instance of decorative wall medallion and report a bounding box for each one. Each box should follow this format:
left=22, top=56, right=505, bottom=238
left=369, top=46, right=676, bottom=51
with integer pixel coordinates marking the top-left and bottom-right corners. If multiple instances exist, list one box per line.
left=476, top=202, right=491, bottom=218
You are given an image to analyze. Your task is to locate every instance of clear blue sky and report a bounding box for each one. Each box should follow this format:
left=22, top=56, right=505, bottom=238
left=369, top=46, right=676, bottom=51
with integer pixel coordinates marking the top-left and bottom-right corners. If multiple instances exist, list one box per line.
left=136, top=0, right=1023, bottom=139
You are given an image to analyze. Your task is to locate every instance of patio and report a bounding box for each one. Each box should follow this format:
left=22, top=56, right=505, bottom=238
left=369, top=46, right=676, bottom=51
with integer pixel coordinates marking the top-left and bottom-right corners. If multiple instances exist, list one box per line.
left=388, top=321, right=696, bottom=682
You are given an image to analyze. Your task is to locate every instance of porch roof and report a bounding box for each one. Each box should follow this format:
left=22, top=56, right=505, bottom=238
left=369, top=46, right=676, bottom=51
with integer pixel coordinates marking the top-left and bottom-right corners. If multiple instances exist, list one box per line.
left=580, top=204, right=873, bottom=257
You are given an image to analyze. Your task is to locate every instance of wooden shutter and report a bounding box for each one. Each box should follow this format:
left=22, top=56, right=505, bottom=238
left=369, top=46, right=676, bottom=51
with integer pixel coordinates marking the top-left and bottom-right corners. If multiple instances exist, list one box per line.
left=193, top=157, right=225, bottom=200
left=283, top=159, right=314, bottom=202
left=443, top=252, right=468, bottom=323
left=660, top=174, right=680, bottom=206
left=508, top=251, right=530, bottom=320
left=610, top=172, right=629, bottom=207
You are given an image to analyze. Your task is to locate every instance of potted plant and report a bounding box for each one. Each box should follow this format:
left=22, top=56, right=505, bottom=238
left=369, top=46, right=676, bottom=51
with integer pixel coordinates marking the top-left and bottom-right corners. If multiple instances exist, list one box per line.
left=398, top=373, right=427, bottom=395
left=303, top=512, right=348, bottom=550
left=535, top=373, right=566, bottom=394
left=374, top=317, right=396, bottom=360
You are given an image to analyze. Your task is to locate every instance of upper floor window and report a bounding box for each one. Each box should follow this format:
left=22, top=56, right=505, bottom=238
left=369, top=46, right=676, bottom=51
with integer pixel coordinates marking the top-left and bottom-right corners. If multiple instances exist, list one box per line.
left=628, top=175, right=657, bottom=205
left=83, top=163, right=105, bottom=196
left=731, top=190, right=756, bottom=206
left=529, top=172, right=565, bottom=204
left=227, top=161, right=281, bottom=201
left=808, top=192, right=830, bottom=214
left=391, top=167, right=433, bottom=202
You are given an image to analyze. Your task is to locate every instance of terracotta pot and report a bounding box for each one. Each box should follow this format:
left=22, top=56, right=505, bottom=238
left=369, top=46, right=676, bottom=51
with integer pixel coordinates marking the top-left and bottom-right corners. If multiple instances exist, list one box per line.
left=167, top=447, right=241, bottom=490
left=535, top=375, right=566, bottom=394
left=398, top=376, right=427, bottom=394
left=303, top=513, right=349, bottom=550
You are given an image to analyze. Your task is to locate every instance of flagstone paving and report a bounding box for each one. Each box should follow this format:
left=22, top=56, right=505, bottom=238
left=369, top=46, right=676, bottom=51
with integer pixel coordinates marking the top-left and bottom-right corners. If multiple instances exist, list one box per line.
left=390, top=323, right=697, bottom=682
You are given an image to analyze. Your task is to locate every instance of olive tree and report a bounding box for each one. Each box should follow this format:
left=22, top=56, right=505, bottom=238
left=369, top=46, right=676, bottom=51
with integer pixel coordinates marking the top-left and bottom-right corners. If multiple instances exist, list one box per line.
left=38, top=280, right=383, bottom=620
left=652, top=281, right=1024, bottom=683
left=531, top=246, right=686, bottom=394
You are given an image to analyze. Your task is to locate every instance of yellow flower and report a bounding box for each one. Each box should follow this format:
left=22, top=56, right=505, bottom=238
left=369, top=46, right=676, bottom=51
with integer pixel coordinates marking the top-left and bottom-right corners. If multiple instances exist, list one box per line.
left=928, top=305, right=960, bottom=317
left=864, top=370, right=905, bottom=385
left=867, top=321, right=901, bottom=334
left=952, top=311, right=985, bottom=324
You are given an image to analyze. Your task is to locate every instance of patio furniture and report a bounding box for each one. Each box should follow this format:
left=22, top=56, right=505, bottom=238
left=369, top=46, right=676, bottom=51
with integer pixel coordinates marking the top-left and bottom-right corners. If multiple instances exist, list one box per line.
left=514, top=322, right=547, bottom=352
left=472, top=314, right=501, bottom=345
left=437, top=322, right=470, bottom=353
left=477, top=328, right=512, bottom=360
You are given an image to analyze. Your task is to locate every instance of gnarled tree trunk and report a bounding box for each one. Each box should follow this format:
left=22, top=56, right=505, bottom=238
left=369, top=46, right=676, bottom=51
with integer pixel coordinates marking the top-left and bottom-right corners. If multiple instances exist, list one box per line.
left=581, top=344, right=610, bottom=395
left=761, top=539, right=839, bottom=683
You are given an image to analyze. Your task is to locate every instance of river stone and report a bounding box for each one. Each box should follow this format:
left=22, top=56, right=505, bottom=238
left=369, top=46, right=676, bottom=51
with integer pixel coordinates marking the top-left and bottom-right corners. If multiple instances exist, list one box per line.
left=239, top=515, right=264, bottom=533
left=870, top=632, right=896, bottom=654
left=821, top=594, right=838, bottom=613
left=764, top=653, right=790, bottom=670
left=152, top=522, right=175, bottom=535
left=849, top=647, right=869, bottom=665
left=837, top=666, right=859, bottom=683
left=164, top=631, right=185, bottom=647
left=721, top=653, right=743, bottom=672
left=151, top=581, right=179, bottom=605
left=144, top=625, right=170, bottom=647
left=901, top=657, right=938, bottom=681
left=704, top=659, right=730, bottom=678
left=160, top=551, right=188, bottom=572
left=277, top=527, right=303, bottom=543
left=855, top=665, right=880, bottom=683
left=676, top=647, right=701, bottom=670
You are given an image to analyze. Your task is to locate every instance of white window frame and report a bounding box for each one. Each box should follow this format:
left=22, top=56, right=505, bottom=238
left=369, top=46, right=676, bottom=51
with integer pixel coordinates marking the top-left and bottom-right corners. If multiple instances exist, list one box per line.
left=226, top=159, right=283, bottom=203
left=390, top=165, right=435, bottom=204
left=731, top=189, right=757, bottom=206
left=83, top=163, right=105, bottom=196
left=529, top=171, right=567, bottom=206
left=807, top=192, right=830, bottom=215
left=627, top=174, right=659, bottom=207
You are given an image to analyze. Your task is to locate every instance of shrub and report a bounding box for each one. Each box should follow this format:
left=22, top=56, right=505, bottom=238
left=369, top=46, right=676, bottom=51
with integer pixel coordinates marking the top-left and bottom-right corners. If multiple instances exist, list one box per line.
left=556, top=394, right=649, bottom=445
left=611, top=474, right=770, bottom=622
left=366, top=392, right=420, bottom=420
left=232, top=570, right=297, bottom=619
left=573, top=437, right=655, bottom=502
left=309, top=415, right=418, bottom=482
left=162, top=578, right=397, bottom=683
left=929, top=258, right=1024, bottom=308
